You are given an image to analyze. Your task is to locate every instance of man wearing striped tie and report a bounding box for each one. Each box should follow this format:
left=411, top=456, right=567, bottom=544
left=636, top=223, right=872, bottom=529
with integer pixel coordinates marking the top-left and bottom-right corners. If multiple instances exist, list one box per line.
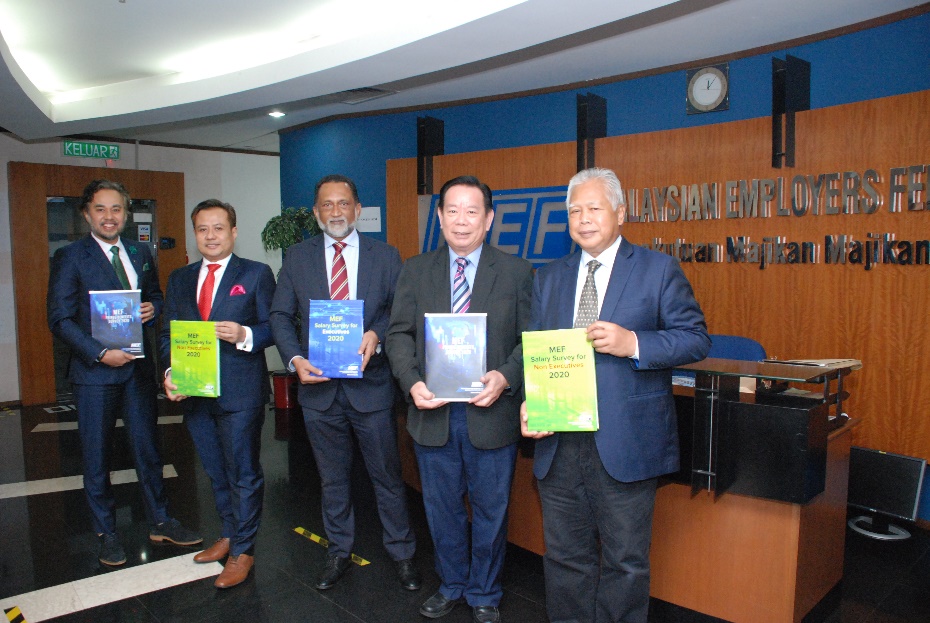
left=386, top=176, right=534, bottom=623
left=270, top=175, right=421, bottom=593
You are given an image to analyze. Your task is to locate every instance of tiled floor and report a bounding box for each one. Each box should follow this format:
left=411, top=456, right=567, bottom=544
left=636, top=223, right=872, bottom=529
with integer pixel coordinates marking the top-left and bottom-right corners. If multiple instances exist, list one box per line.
left=0, top=398, right=928, bottom=623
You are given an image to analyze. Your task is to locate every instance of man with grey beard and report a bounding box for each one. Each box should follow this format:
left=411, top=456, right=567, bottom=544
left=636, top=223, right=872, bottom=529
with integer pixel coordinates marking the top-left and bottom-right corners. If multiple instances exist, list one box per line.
left=270, top=175, right=421, bottom=593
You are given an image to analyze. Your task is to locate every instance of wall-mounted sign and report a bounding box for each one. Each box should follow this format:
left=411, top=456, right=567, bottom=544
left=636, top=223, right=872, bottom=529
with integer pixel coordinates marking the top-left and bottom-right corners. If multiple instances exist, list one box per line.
left=62, top=140, right=120, bottom=160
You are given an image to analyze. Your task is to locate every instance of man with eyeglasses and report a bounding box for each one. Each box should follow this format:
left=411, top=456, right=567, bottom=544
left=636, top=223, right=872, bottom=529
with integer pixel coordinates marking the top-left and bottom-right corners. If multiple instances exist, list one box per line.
left=270, top=174, right=421, bottom=593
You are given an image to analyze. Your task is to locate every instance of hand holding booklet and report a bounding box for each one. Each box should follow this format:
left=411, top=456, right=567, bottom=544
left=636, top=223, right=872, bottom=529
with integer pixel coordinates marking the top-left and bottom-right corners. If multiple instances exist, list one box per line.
left=522, top=328, right=598, bottom=432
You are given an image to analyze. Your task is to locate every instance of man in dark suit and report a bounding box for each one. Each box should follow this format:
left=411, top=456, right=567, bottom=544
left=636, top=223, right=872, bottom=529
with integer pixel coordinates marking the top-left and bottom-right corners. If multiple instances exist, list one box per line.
left=47, top=179, right=201, bottom=567
left=521, top=168, right=711, bottom=623
left=160, top=199, right=276, bottom=588
left=270, top=175, right=420, bottom=592
left=386, top=176, right=534, bottom=623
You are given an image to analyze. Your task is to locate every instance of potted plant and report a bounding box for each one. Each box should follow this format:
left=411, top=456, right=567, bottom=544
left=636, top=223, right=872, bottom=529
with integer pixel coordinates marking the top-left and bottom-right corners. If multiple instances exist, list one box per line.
left=262, top=207, right=321, bottom=435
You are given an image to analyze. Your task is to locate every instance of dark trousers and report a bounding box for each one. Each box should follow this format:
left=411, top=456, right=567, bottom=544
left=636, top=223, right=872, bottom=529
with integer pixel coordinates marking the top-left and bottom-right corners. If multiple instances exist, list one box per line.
left=74, top=366, right=168, bottom=535
left=538, top=433, right=658, bottom=623
left=302, top=385, right=415, bottom=561
left=414, top=404, right=518, bottom=607
left=185, top=400, right=265, bottom=556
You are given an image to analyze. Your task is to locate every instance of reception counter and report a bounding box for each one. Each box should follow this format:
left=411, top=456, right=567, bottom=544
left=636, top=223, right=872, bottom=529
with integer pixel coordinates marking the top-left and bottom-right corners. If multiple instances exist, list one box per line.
left=397, top=358, right=859, bottom=623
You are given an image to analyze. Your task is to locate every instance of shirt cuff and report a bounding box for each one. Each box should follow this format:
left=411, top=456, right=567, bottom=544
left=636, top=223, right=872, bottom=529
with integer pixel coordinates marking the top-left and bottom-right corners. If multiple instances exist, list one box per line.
left=631, top=331, right=640, bottom=363
left=236, top=326, right=254, bottom=351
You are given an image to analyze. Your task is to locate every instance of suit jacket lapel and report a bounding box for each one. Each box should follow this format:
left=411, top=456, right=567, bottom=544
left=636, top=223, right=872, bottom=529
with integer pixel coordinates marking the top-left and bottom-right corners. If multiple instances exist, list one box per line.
left=600, top=238, right=636, bottom=318
left=84, top=235, right=123, bottom=290
left=559, top=252, right=581, bottom=328
left=470, top=245, right=497, bottom=313
left=430, top=247, right=452, bottom=311
left=355, top=235, right=373, bottom=303
left=123, top=238, right=146, bottom=281
left=210, top=254, right=242, bottom=319
left=309, top=236, right=331, bottom=301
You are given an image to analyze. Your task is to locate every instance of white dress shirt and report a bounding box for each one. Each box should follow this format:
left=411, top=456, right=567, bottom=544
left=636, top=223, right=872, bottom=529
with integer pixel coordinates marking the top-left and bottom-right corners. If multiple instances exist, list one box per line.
left=91, top=233, right=138, bottom=289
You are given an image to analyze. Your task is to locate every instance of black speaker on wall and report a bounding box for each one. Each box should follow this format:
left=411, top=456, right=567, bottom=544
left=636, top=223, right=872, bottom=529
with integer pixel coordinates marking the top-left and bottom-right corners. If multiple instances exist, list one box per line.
left=417, top=116, right=444, bottom=195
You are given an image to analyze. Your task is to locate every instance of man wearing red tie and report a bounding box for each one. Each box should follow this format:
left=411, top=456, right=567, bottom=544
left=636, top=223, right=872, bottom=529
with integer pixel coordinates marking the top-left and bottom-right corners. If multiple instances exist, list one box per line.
left=161, top=199, right=276, bottom=588
left=270, top=175, right=420, bottom=592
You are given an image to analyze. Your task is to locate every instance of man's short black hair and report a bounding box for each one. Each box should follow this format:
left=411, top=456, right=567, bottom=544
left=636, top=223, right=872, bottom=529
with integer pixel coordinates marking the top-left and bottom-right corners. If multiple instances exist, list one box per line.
left=190, top=199, right=237, bottom=228
left=314, top=174, right=360, bottom=205
left=80, top=179, right=130, bottom=212
left=437, top=175, right=493, bottom=212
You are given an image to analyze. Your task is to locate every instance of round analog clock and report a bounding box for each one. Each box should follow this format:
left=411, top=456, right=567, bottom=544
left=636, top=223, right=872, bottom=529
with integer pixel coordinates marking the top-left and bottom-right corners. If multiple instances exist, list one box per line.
left=687, top=65, right=729, bottom=113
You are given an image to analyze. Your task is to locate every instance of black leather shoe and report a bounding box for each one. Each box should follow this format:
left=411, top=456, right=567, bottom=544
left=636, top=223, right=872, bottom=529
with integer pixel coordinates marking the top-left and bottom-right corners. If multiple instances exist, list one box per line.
left=419, top=591, right=462, bottom=618
left=472, top=605, right=500, bottom=623
left=98, top=533, right=126, bottom=567
left=396, top=558, right=422, bottom=591
left=315, top=554, right=351, bottom=590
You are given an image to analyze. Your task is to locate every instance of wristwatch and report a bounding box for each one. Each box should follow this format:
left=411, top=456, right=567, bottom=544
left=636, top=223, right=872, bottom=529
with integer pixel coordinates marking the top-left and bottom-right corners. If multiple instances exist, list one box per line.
left=95, top=348, right=108, bottom=363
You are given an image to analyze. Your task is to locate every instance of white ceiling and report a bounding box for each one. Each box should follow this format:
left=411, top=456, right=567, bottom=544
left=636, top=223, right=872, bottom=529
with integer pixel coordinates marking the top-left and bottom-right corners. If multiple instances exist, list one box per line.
left=0, top=0, right=923, bottom=153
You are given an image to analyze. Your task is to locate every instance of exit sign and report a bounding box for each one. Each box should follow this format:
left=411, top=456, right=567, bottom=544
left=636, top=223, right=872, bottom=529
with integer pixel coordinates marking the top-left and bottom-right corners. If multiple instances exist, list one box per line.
left=63, top=140, right=120, bottom=159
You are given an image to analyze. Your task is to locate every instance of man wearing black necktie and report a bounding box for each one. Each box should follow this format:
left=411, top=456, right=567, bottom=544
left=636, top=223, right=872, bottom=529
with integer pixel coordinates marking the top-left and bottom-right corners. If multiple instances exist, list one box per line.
left=161, top=199, right=276, bottom=588
left=270, top=175, right=420, bottom=593
left=47, top=179, right=201, bottom=567
left=386, top=176, right=534, bottom=623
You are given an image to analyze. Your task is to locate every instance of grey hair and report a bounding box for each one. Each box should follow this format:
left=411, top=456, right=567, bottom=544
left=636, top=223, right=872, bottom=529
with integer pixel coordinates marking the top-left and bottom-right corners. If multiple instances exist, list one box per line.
left=566, top=168, right=625, bottom=212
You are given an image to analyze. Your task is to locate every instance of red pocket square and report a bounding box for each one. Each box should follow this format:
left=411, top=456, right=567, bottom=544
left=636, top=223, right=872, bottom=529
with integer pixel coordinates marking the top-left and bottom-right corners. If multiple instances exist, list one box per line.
left=229, top=284, right=247, bottom=296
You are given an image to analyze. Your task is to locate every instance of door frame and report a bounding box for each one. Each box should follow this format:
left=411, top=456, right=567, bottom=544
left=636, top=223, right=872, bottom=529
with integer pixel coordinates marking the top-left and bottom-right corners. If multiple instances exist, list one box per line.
left=9, top=162, right=186, bottom=405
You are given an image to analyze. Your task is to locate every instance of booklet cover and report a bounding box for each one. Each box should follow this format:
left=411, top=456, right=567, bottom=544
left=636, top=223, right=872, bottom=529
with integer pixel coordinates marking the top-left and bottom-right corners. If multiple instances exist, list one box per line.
left=424, top=313, right=487, bottom=401
left=308, top=300, right=364, bottom=378
left=89, top=290, right=145, bottom=356
left=522, top=328, right=599, bottom=432
left=170, top=320, right=221, bottom=398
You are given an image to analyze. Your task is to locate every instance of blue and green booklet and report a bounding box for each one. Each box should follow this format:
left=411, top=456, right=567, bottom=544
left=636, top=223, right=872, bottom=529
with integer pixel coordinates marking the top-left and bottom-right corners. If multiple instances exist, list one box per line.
left=89, top=290, right=144, bottom=356
left=170, top=321, right=220, bottom=397
left=308, top=300, right=364, bottom=378
left=522, top=328, right=599, bottom=431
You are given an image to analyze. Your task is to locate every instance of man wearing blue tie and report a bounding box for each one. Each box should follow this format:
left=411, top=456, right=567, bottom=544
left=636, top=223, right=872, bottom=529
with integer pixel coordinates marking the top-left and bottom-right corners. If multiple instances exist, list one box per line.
left=47, top=179, right=201, bottom=567
left=387, top=176, right=534, bottom=623
left=161, top=199, right=276, bottom=588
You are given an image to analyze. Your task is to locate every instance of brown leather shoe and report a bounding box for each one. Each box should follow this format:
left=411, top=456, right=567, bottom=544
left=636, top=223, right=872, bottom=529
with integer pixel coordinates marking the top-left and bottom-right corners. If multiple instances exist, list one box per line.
left=194, top=537, right=230, bottom=563
left=214, top=553, right=254, bottom=589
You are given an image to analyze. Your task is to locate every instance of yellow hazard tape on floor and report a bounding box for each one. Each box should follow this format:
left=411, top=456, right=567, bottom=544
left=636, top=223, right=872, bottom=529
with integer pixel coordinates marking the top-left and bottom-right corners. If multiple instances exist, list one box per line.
left=293, top=527, right=370, bottom=565
left=4, top=606, right=26, bottom=623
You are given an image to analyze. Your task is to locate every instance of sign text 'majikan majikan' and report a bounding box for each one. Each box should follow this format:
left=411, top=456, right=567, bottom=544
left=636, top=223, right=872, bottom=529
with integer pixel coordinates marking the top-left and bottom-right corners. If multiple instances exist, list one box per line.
left=650, top=233, right=930, bottom=270
left=625, top=166, right=929, bottom=222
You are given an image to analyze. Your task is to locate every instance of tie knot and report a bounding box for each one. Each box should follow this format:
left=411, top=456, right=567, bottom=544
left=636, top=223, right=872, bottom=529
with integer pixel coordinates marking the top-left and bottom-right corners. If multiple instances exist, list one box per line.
left=333, top=241, right=346, bottom=253
left=206, top=263, right=220, bottom=273
left=586, top=260, right=601, bottom=275
left=455, top=257, right=468, bottom=270
left=110, top=245, right=120, bottom=256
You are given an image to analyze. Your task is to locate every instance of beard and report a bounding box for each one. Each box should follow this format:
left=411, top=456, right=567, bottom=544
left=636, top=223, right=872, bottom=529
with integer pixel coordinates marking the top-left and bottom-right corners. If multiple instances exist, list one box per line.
left=317, top=216, right=354, bottom=240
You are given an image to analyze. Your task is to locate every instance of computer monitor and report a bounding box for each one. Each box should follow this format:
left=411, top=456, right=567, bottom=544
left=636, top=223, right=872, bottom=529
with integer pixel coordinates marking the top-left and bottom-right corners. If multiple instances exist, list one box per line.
left=847, top=446, right=926, bottom=540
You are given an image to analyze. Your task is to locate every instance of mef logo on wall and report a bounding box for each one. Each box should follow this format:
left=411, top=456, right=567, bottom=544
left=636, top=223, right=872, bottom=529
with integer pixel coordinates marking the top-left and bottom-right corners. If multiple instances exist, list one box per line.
left=419, top=186, right=576, bottom=267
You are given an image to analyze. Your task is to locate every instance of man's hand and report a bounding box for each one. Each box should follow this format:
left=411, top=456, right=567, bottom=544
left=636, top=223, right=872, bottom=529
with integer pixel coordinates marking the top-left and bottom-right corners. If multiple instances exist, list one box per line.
left=215, top=321, right=246, bottom=345
left=469, top=370, right=508, bottom=408
left=100, top=349, right=134, bottom=367
left=294, top=357, right=330, bottom=384
left=520, top=401, right=554, bottom=439
left=585, top=320, right=637, bottom=358
left=359, top=330, right=379, bottom=372
left=139, top=301, right=155, bottom=323
left=410, top=381, right=447, bottom=410
left=163, top=371, right=188, bottom=402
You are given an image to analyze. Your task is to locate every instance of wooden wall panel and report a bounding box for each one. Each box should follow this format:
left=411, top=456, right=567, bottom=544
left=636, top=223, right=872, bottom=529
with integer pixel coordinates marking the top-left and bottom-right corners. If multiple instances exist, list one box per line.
left=386, top=158, right=419, bottom=259
left=385, top=90, right=930, bottom=463
left=9, top=162, right=186, bottom=405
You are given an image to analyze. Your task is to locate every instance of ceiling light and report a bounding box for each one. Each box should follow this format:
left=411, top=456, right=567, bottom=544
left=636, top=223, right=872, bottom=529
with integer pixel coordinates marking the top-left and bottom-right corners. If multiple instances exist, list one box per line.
left=268, top=111, right=285, bottom=118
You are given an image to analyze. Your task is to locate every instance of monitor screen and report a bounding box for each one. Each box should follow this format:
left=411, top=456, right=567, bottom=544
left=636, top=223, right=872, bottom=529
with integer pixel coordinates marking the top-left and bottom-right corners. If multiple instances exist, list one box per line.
left=848, top=446, right=926, bottom=522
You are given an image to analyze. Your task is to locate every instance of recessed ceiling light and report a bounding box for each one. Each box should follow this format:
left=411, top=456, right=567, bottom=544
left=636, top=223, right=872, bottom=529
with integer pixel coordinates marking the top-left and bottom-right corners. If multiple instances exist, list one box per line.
left=268, top=111, right=285, bottom=118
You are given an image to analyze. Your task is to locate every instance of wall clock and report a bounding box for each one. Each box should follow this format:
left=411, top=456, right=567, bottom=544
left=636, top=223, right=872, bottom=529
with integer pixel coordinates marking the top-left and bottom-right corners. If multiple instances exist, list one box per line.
left=686, top=64, right=729, bottom=114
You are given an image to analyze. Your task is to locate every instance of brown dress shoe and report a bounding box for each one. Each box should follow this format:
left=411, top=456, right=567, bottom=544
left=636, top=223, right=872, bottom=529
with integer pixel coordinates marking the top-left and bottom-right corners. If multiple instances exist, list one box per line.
left=194, top=538, right=230, bottom=563
left=214, top=553, right=254, bottom=589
